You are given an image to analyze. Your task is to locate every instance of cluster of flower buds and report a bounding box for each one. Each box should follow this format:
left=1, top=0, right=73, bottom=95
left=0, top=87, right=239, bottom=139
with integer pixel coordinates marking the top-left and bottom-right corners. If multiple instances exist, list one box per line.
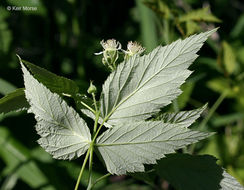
left=95, top=39, right=145, bottom=71
left=95, top=39, right=122, bottom=71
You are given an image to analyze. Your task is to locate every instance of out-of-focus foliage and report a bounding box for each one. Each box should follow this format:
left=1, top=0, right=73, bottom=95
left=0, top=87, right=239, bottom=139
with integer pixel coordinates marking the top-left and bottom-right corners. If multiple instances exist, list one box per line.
left=0, top=0, right=244, bottom=189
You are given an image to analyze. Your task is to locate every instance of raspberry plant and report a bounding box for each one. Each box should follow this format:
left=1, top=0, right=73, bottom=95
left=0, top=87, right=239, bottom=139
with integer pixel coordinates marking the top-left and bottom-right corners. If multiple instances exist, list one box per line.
left=1, top=28, right=244, bottom=190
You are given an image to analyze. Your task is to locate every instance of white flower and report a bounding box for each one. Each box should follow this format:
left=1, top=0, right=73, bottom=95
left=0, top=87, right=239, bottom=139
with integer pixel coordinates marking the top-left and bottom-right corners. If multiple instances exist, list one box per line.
left=125, top=41, right=145, bottom=57
left=124, top=41, right=145, bottom=61
left=101, top=39, right=121, bottom=51
left=95, top=39, right=121, bottom=55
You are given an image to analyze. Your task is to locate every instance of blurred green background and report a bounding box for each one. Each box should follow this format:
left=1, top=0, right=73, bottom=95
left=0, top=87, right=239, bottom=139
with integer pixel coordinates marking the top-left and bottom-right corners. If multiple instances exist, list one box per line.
left=0, top=0, right=244, bottom=189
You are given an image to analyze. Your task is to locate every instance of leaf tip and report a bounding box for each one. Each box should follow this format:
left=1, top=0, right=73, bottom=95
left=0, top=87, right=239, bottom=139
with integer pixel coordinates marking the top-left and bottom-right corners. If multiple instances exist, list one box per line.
left=206, top=27, right=219, bottom=37
left=16, top=54, right=22, bottom=64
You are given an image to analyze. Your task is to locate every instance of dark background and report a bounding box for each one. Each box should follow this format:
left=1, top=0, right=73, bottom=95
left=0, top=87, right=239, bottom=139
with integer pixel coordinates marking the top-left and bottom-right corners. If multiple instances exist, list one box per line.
left=0, top=0, right=244, bottom=189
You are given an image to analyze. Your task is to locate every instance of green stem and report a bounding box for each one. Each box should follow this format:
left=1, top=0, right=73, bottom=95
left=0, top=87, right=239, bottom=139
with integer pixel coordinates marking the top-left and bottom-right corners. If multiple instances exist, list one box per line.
left=189, top=91, right=228, bottom=154
left=92, top=121, right=106, bottom=142
left=163, top=19, right=170, bottom=44
left=87, top=145, right=94, bottom=190
left=74, top=147, right=91, bottom=190
left=93, top=111, right=100, bottom=134
left=88, top=173, right=111, bottom=190
left=92, top=111, right=112, bottom=143
left=92, top=92, right=100, bottom=134
left=92, top=93, right=98, bottom=113
left=86, top=93, right=100, bottom=189
left=79, top=101, right=96, bottom=114
left=199, top=91, right=228, bottom=131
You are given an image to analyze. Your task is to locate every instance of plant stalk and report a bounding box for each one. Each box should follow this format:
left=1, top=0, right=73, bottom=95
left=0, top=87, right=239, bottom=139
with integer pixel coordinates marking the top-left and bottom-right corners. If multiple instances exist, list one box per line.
left=88, top=173, right=111, bottom=190
left=92, top=93, right=98, bottom=113
left=199, top=90, right=228, bottom=131
left=189, top=90, right=228, bottom=154
left=74, top=147, right=91, bottom=190
left=87, top=145, right=94, bottom=190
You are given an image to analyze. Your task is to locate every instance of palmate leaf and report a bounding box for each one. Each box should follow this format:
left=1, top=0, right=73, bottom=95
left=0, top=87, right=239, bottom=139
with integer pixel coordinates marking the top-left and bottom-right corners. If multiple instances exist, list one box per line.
left=20, top=59, right=91, bottom=160
left=154, top=104, right=207, bottom=127
left=100, top=29, right=217, bottom=125
left=156, top=154, right=244, bottom=190
left=96, top=121, right=211, bottom=175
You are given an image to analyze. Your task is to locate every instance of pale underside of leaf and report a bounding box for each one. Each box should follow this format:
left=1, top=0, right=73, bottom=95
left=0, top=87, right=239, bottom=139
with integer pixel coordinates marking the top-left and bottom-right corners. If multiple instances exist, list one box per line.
left=154, top=104, right=207, bottom=127
left=96, top=121, right=211, bottom=175
left=100, top=29, right=217, bottom=125
left=20, top=60, right=91, bottom=160
left=220, top=171, right=244, bottom=190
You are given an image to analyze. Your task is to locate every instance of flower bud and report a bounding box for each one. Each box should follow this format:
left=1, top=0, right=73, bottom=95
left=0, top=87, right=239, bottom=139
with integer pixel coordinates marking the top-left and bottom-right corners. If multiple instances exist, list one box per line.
left=95, top=39, right=122, bottom=71
left=87, top=81, right=97, bottom=94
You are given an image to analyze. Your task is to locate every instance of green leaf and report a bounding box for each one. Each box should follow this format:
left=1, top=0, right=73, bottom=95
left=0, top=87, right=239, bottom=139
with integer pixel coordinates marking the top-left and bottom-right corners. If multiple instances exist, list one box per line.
left=0, top=127, right=54, bottom=189
left=0, top=78, right=16, bottom=95
left=21, top=60, right=91, bottom=160
left=155, top=153, right=244, bottom=190
left=230, top=13, right=244, bottom=38
left=211, top=112, right=244, bottom=127
left=0, top=10, right=12, bottom=53
left=186, top=21, right=200, bottom=36
left=144, top=0, right=171, bottom=19
left=176, top=82, right=195, bottom=109
left=21, top=59, right=79, bottom=97
left=100, top=29, right=217, bottom=125
left=222, top=41, right=237, bottom=74
left=136, top=0, right=158, bottom=51
left=96, top=121, right=211, bottom=175
left=0, top=88, right=29, bottom=114
left=179, top=7, right=221, bottom=23
left=207, top=78, right=236, bottom=97
left=154, top=104, right=207, bottom=127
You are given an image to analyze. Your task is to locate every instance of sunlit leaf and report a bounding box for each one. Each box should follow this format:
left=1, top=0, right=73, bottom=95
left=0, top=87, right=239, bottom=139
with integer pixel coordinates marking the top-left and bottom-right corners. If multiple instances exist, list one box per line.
left=97, top=121, right=211, bottom=175
left=20, top=58, right=91, bottom=160
left=154, top=104, right=207, bottom=127
left=100, top=29, right=217, bottom=125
